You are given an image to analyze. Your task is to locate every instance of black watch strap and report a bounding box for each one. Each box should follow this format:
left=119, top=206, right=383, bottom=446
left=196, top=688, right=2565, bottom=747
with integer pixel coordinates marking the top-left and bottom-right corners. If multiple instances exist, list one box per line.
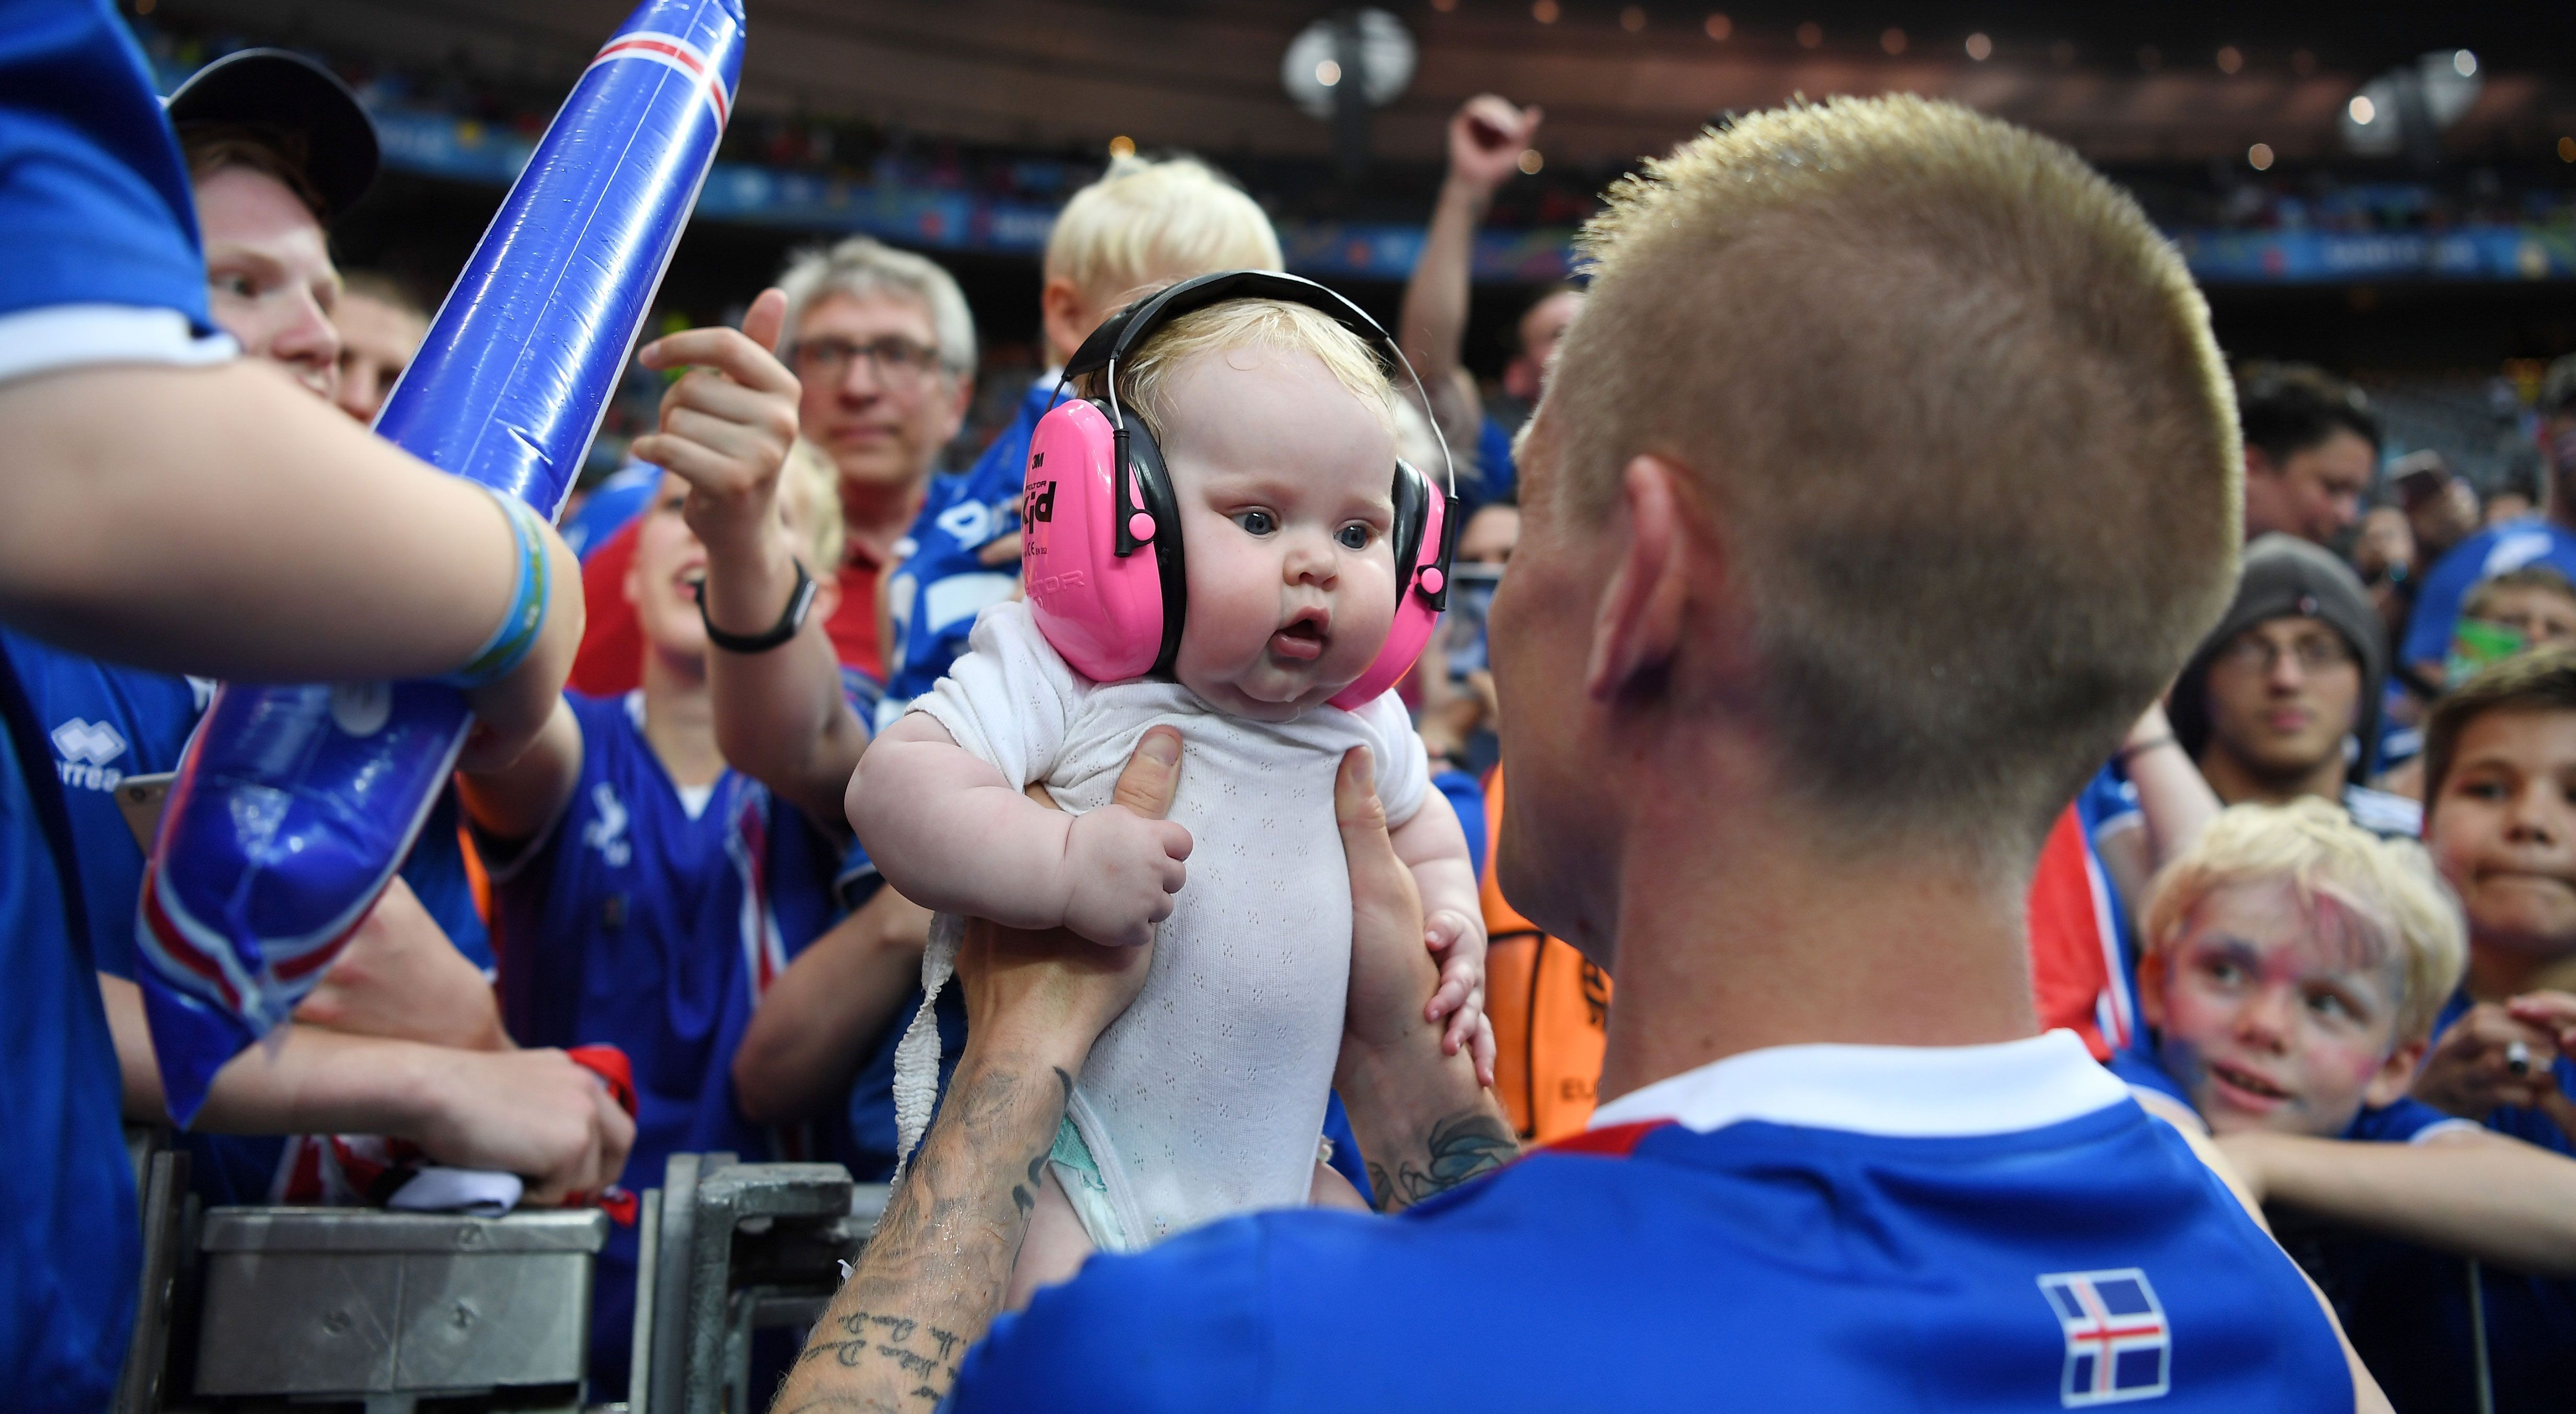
left=694, top=558, right=816, bottom=654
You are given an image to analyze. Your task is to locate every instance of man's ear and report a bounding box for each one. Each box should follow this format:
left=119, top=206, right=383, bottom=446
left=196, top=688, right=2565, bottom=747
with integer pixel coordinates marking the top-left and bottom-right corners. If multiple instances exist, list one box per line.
left=2363, top=1036, right=2428, bottom=1109
left=2243, top=446, right=2278, bottom=482
left=1583, top=454, right=1694, bottom=703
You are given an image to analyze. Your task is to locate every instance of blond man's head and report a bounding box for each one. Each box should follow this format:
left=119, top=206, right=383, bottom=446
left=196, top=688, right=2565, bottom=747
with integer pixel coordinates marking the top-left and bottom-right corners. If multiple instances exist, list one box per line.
left=1041, top=156, right=1282, bottom=364
left=1530, top=96, right=2240, bottom=874
left=1047, top=156, right=1283, bottom=309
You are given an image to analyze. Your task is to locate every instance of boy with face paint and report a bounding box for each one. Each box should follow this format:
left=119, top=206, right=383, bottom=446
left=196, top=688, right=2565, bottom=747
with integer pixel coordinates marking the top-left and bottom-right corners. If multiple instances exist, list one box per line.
left=2117, top=799, right=2576, bottom=1408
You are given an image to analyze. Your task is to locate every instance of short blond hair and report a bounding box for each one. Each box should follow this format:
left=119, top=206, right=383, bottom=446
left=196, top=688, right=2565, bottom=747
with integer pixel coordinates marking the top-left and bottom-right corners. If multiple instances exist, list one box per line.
left=2143, top=799, right=2466, bottom=1044
left=1548, top=96, right=2241, bottom=870
left=1078, top=298, right=1394, bottom=449
left=1045, top=156, right=1283, bottom=307
left=776, top=437, right=847, bottom=572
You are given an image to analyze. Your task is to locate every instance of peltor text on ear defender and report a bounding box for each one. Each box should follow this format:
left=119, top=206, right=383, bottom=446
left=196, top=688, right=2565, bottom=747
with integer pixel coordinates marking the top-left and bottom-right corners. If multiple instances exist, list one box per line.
left=1020, top=270, right=1463, bottom=707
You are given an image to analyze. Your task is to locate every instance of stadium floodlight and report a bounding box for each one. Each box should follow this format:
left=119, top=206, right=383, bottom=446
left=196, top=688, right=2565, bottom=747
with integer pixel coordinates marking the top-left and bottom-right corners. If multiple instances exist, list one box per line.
left=2340, top=49, right=2484, bottom=164
left=1283, top=9, right=1417, bottom=119
left=1284, top=9, right=1417, bottom=177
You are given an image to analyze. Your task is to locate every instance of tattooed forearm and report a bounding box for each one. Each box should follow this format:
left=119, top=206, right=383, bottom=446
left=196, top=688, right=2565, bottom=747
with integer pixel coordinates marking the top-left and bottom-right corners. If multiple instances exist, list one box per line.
left=1368, top=1109, right=1517, bottom=1213
left=768, top=1060, right=1073, bottom=1413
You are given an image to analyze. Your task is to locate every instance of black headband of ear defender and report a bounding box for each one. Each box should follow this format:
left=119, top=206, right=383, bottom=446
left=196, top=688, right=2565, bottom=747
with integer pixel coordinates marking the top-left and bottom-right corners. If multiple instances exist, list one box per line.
left=1056, top=270, right=1458, bottom=569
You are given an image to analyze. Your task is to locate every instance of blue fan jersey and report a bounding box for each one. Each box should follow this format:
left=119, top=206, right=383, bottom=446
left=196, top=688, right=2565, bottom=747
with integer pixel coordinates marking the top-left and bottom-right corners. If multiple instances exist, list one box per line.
left=951, top=1033, right=2350, bottom=1412
left=1, top=5, right=234, bottom=1405
left=880, top=374, right=1053, bottom=720
left=483, top=691, right=853, bottom=1397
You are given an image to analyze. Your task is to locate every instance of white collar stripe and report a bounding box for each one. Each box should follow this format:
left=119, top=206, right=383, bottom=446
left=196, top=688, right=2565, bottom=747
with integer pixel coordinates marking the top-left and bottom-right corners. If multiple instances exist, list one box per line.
left=1588, top=1030, right=2129, bottom=1140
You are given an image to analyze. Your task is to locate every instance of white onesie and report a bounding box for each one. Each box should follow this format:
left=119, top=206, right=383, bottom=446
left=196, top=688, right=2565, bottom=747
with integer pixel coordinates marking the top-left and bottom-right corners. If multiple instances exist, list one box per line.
left=890, top=600, right=1429, bottom=1248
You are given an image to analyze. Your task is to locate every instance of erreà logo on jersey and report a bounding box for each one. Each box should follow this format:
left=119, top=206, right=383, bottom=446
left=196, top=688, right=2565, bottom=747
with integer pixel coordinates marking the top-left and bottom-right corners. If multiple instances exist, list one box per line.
left=51, top=718, right=129, bottom=791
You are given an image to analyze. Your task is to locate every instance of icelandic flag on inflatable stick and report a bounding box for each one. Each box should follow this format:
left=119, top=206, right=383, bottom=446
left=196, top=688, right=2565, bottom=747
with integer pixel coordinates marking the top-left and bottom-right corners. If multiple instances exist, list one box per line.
left=135, top=0, right=745, bottom=1123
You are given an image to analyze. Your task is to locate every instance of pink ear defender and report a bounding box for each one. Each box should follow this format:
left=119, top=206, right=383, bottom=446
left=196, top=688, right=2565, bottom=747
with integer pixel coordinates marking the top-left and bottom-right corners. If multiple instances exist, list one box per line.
left=1020, top=270, right=1462, bottom=707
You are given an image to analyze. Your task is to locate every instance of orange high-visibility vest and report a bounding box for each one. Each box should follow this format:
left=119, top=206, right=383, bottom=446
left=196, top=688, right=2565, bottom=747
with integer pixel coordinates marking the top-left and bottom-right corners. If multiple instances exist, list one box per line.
left=1480, top=768, right=1612, bottom=1145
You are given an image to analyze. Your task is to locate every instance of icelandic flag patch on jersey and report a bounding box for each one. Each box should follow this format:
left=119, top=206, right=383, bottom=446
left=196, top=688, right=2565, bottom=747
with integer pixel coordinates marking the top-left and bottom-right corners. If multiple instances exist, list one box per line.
left=2039, top=1268, right=2170, bottom=1406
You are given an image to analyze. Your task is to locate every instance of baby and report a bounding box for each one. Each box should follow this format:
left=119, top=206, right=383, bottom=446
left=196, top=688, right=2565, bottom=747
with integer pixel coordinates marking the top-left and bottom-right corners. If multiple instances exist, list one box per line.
left=852, top=288, right=1486, bottom=1294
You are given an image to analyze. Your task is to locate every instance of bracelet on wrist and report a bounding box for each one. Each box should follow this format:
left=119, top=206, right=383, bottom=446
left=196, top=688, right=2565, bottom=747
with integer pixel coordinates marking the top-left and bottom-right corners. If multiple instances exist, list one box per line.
left=442, top=489, right=551, bottom=691
left=2114, top=735, right=2177, bottom=766
left=694, top=557, right=816, bottom=654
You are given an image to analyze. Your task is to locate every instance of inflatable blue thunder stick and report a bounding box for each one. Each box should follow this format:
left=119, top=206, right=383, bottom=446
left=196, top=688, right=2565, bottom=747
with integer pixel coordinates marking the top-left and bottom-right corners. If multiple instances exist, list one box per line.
left=137, top=0, right=745, bottom=1123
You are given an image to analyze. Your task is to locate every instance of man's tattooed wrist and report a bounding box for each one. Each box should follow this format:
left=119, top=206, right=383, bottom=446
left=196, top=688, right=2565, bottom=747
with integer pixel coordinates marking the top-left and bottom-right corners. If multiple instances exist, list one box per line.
left=1369, top=1109, right=1516, bottom=1212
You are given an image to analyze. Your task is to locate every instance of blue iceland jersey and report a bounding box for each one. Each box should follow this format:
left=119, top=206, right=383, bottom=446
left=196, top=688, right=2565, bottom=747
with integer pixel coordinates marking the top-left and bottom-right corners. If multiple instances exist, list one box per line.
left=1, top=7, right=227, bottom=1405
left=881, top=375, right=1054, bottom=721
left=952, top=1034, right=2350, bottom=1411
left=0, top=0, right=215, bottom=338
left=485, top=691, right=849, bottom=1396
left=0, top=647, right=140, bottom=1412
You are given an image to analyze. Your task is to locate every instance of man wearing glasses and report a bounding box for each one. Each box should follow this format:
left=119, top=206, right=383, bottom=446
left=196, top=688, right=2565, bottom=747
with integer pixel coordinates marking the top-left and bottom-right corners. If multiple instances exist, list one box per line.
left=572, top=237, right=975, bottom=691
left=2167, top=534, right=2422, bottom=837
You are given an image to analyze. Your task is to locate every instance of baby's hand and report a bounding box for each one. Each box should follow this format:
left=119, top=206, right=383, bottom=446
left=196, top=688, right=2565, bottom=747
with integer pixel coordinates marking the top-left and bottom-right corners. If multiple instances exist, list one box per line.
left=1424, top=908, right=1494, bottom=1087
left=1060, top=804, right=1192, bottom=947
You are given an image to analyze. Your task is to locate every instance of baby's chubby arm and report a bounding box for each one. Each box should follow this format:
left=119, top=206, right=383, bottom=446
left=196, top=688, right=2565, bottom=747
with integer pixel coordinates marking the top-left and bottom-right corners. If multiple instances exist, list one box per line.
left=849, top=714, right=1192, bottom=947
left=1390, top=792, right=1494, bottom=1083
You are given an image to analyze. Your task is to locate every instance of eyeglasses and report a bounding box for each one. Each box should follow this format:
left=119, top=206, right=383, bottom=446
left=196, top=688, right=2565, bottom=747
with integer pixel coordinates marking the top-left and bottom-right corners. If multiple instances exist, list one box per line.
left=2214, top=632, right=2354, bottom=675
left=788, top=335, right=946, bottom=386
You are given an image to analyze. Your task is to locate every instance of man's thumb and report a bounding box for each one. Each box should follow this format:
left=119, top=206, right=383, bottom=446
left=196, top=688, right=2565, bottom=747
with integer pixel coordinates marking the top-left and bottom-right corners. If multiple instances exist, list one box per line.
left=742, top=286, right=788, bottom=354
left=1111, top=726, right=1183, bottom=820
left=1333, top=747, right=1401, bottom=876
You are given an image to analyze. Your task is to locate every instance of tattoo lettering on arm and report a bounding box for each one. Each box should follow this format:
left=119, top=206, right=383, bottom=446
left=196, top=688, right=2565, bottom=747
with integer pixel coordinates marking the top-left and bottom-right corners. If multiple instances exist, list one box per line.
left=1369, top=1110, right=1517, bottom=1213
left=769, top=1064, right=1074, bottom=1414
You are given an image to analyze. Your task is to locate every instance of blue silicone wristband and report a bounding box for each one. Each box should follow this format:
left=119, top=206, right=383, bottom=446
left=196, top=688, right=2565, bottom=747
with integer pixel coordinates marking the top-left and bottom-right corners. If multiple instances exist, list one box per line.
left=442, top=489, right=551, bottom=691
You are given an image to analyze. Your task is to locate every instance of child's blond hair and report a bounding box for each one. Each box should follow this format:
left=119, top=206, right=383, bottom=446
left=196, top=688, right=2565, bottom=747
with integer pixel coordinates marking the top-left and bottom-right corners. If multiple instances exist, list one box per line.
left=1046, top=155, right=1283, bottom=307
left=2142, top=798, right=2466, bottom=1044
left=1080, top=299, right=1395, bottom=446
left=776, top=437, right=846, bottom=572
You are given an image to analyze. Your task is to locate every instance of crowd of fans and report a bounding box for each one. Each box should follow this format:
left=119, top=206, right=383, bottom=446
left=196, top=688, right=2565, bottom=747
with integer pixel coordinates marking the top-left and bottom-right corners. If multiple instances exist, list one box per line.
left=14, top=9, right=2576, bottom=1414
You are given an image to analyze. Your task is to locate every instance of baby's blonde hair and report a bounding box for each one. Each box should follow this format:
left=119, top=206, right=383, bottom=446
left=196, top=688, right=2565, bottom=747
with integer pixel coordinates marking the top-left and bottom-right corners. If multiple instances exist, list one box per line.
left=1084, top=298, right=1396, bottom=445
left=2143, top=798, right=2466, bottom=1044
left=775, top=437, right=847, bottom=572
left=1046, top=155, right=1283, bottom=307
